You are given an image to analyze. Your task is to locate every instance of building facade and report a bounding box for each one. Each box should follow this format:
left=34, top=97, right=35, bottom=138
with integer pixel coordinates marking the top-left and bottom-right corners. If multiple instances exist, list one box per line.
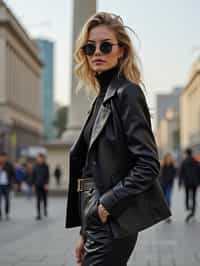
left=180, top=57, right=200, bottom=156
left=0, top=1, right=43, bottom=159
left=156, top=87, right=182, bottom=158
left=157, top=108, right=179, bottom=158
left=35, top=39, right=56, bottom=140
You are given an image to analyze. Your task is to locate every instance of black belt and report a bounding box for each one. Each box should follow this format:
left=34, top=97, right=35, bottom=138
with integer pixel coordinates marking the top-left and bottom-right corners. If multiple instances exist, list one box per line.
left=77, top=177, right=95, bottom=192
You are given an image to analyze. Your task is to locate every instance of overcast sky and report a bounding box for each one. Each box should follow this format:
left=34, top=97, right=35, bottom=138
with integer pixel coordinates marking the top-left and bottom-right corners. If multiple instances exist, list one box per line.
left=4, top=0, right=200, bottom=114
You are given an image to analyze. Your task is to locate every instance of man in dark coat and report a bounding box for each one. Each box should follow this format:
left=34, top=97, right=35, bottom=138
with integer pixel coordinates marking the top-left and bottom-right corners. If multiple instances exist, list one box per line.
left=54, top=165, right=61, bottom=187
left=32, top=153, right=49, bottom=220
left=179, top=148, right=200, bottom=222
left=0, top=151, right=16, bottom=220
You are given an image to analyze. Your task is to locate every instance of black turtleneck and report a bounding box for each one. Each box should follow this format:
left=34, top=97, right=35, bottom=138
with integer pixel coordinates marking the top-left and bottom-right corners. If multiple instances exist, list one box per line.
left=82, top=65, right=119, bottom=177
left=95, top=65, right=119, bottom=95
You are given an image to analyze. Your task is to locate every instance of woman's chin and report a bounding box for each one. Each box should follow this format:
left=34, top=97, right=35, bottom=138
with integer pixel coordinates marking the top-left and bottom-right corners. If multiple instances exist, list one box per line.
left=93, top=66, right=110, bottom=73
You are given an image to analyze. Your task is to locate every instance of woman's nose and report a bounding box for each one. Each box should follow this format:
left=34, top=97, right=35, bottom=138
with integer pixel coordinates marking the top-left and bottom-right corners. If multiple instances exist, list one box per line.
left=94, top=43, right=102, bottom=56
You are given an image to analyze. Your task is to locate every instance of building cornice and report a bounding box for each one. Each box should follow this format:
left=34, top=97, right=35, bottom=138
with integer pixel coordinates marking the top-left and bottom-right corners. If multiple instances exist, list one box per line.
left=0, top=102, right=43, bottom=125
left=43, top=140, right=69, bottom=149
left=181, top=70, right=200, bottom=96
left=0, top=1, right=43, bottom=66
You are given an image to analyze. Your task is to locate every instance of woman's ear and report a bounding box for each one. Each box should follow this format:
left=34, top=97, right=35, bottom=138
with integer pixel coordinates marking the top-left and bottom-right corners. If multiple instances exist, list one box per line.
left=119, top=46, right=125, bottom=59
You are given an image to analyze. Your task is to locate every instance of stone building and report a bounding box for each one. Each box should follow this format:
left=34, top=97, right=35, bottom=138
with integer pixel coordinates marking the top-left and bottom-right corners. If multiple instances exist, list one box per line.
left=156, top=87, right=182, bottom=158
left=0, top=1, right=43, bottom=159
left=180, top=57, right=200, bottom=156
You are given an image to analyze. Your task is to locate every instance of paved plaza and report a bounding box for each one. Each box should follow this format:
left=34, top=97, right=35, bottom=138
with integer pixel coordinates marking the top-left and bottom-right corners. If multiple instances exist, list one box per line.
left=0, top=181, right=200, bottom=266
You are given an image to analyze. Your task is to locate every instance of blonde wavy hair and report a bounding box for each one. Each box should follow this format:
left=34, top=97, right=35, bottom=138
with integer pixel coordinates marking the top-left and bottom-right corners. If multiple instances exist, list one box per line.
left=74, top=12, right=143, bottom=95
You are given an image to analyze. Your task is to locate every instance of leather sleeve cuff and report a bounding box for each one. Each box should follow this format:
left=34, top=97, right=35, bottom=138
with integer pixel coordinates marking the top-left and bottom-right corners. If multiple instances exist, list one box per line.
left=99, top=189, right=122, bottom=218
left=80, top=227, right=83, bottom=235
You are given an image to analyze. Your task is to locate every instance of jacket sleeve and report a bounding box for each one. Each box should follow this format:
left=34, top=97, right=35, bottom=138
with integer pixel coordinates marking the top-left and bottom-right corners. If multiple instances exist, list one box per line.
left=45, top=165, right=50, bottom=184
left=32, top=166, right=36, bottom=186
left=178, top=162, right=185, bottom=186
left=99, top=83, right=160, bottom=218
left=9, top=163, right=17, bottom=186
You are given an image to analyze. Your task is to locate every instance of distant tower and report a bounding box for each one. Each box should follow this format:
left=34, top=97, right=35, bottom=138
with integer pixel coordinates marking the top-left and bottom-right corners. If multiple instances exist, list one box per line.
left=62, top=0, right=96, bottom=144
left=35, top=39, right=56, bottom=140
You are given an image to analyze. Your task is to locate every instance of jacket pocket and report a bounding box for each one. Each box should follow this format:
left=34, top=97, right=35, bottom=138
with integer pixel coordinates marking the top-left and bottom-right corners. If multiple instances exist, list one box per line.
left=84, top=188, right=102, bottom=227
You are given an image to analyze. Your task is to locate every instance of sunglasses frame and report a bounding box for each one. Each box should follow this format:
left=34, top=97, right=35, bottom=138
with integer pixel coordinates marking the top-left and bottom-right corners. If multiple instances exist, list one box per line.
left=82, top=41, right=120, bottom=56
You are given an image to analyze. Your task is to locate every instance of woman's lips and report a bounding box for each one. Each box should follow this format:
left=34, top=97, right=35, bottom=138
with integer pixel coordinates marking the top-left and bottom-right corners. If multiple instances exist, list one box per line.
left=92, top=59, right=106, bottom=64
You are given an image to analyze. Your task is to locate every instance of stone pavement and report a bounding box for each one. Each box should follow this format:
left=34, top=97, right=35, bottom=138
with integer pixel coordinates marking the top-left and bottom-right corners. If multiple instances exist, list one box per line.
left=0, top=181, right=200, bottom=266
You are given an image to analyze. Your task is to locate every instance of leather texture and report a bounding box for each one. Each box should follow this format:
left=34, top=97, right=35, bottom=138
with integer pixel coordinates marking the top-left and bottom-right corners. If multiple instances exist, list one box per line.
left=80, top=187, right=138, bottom=265
left=83, top=228, right=137, bottom=266
left=65, top=74, right=171, bottom=237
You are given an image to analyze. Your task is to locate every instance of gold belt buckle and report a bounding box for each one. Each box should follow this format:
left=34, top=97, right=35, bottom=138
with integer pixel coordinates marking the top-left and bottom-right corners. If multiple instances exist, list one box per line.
left=77, top=178, right=84, bottom=192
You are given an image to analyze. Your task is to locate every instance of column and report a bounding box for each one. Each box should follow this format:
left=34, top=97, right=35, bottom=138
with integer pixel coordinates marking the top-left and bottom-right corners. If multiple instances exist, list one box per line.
left=62, top=0, right=96, bottom=144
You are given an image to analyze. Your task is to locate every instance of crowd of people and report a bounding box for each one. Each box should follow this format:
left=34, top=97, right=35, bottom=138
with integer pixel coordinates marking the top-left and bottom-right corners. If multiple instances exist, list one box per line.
left=0, top=152, right=61, bottom=221
left=159, top=148, right=200, bottom=223
left=0, top=147, right=200, bottom=224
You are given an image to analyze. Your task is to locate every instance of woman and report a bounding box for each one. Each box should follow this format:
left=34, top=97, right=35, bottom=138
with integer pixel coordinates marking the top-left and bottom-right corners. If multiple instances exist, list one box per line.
left=159, top=153, right=176, bottom=221
left=65, top=12, right=171, bottom=266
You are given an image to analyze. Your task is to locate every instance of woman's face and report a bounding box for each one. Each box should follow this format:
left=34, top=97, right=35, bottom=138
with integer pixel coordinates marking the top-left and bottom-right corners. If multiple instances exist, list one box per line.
left=86, top=25, right=124, bottom=73
left=166, top=155, right=172, bottom=165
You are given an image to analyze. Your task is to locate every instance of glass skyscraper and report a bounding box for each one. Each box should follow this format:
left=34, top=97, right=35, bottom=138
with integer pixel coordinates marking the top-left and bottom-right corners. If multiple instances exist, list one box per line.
left=35, top=39, right=56, bottom=140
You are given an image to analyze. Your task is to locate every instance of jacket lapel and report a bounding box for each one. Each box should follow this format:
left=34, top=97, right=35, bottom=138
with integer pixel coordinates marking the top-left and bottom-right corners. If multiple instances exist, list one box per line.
left=88, top=75, right=125, bottom=151
left=88, top=103, right=111, bottom=150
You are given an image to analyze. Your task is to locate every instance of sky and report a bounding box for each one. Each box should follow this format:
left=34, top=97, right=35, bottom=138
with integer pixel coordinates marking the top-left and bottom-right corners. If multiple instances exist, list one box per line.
left=4, top=0, right=200, bottom=115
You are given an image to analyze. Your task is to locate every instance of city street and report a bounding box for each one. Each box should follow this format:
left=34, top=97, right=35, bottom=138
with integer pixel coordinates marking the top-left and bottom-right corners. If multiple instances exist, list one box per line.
left=0, top=181, right=200, bottom=266
left=0, top=1, right=200, bottom=266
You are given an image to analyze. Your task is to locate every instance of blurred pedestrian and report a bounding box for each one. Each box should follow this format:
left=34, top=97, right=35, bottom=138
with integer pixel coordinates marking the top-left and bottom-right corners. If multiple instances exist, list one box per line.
left=179, top=148, right=200, bottom=222
left=159, top=153, right=176, bottom=222
left=0, top=151, right=16, bottom=220
left=32, top=153, right=49, bottom=220
left=23, top=161, right=34, bottom=199
left=15, top=161, right=25, bottom=192
left=54, top=165, right=61, bottom=187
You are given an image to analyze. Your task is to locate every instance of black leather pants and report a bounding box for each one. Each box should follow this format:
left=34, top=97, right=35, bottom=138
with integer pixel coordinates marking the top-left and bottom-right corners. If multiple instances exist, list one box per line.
left=79, top=188, right=138, bottom=266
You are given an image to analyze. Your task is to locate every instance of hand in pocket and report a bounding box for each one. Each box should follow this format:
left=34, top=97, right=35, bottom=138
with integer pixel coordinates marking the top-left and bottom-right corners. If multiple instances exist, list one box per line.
left=97, top=204, right=108, bottom=224
left=85, top=189, right=102, bottom=225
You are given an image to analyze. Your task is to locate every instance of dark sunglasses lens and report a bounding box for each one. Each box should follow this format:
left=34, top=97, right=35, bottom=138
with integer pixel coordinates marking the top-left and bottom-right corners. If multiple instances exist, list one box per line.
left=83, top=43, right=95, bottom=56
left=100, top=42, right=113, bottom=54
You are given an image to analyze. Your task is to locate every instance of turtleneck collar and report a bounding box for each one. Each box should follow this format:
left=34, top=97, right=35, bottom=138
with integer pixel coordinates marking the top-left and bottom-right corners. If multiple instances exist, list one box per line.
left=95, top=65, right=120, bottom=94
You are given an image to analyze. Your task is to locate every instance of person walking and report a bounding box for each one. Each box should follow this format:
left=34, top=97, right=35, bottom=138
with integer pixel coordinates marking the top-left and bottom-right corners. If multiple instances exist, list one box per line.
left=32, top=153, right=49, bottom=220
left=65, top=12, right=171, bottom=266
left=54, top=165, right=61, bottom=187
left=0, top=151, right=16, bottom=220
left=23, top=161, right=34, bottom=199
left=14, top=161, right=25, bottom=192
left=179, top=148, right=200, bottom=222
left=159, top=153, right=176, bottom=222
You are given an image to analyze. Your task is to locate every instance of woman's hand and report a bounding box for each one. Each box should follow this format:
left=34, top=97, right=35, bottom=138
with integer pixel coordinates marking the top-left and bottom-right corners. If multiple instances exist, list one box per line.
left=97, top=203, right=110, bottom=223
left=44, top=184, right=48, bottom=191
left=32, top=185, right=35, bottom=193
left=75, top=236, right=84, bottom=265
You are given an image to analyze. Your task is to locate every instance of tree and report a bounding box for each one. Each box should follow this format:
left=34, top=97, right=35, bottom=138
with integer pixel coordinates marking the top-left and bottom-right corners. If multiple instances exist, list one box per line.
left=53, top=106, right=68, bottom=138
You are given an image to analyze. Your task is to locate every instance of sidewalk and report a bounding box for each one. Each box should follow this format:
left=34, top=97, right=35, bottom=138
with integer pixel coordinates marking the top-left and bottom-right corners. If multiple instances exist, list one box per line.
left=0, top=181, right=199, bottom=266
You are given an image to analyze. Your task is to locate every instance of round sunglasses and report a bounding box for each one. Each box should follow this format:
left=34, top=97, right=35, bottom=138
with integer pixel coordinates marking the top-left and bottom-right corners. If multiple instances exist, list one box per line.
left=82, top=41, right=120, bottom=56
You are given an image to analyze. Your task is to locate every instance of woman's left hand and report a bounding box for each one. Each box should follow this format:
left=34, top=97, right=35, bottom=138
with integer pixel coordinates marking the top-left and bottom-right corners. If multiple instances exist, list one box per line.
left=97, top=203, right=109, bottom=223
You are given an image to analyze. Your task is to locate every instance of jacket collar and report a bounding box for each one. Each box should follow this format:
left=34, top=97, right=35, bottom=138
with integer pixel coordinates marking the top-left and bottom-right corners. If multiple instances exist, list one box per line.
left=88, top=73, right=125, bottom=151
left=103, top=74, right=124, bottom=103
left=70, top=73, right=126, bottom=156
left=91, top=73, right=125, bottom=107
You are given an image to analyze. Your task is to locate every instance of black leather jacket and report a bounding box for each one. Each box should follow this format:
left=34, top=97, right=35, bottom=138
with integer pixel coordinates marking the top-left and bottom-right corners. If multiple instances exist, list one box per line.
left=65, top=74, right=171, bottom=237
